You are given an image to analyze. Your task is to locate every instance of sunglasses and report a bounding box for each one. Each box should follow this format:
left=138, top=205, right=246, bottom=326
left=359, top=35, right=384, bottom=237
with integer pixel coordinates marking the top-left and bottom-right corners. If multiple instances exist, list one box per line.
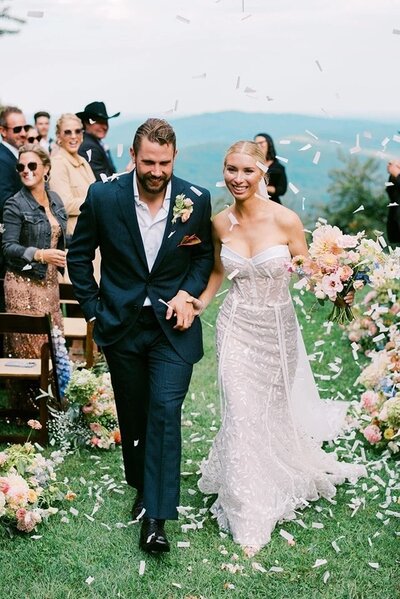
left=27, top=135, right=42, bottom=144
left=62, top=128, right=83, bottom=136
left=16, top=162, right=43, bottom=173
left=6, top=125, right=31, bottom=134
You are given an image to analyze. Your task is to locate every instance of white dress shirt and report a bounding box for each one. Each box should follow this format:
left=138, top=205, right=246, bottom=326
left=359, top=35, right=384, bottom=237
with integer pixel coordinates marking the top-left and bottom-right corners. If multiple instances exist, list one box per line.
left=133, top=170, right=171, bottom=306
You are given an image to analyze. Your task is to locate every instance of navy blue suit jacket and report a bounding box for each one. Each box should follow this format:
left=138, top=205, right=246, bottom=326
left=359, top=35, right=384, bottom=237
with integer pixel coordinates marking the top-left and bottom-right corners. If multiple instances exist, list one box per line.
left=0, top=143, right=22, bottom=275
left=78, top=132, right=116, bottom=181
left=67, top=172, right=214, bottom=364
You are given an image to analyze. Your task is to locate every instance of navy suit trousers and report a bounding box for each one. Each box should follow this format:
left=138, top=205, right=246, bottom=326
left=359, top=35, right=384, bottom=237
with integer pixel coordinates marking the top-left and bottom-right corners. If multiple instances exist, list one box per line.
left=103, top=307, right=193, bottom=520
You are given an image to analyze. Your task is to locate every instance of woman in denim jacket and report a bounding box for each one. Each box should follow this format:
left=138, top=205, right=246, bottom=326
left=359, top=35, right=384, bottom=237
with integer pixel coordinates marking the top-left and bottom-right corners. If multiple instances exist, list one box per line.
left=2, top=144, right=67, bottom=358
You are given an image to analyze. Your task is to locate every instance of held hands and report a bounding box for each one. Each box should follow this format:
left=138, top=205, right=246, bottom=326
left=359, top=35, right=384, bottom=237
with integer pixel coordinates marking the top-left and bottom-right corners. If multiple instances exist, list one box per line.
left=166, top=290, right=196, bottom=331
left=344, top=290, right=355, bottom=306
left=35, top=249, right=67, bottom=268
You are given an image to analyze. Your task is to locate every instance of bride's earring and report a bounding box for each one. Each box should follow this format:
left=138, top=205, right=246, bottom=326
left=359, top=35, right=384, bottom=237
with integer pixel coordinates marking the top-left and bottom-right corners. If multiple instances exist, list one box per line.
left=44, top=173, right=50, bottom=183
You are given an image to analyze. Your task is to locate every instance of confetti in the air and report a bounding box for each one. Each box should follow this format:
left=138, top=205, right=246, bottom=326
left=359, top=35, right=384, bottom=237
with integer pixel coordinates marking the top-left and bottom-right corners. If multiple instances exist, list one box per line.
left=176, top=15, right=190, bottom=24
left=315, top=60, right=323, bottom=72
left=305, top=129, right=319, bottom=140
left=117, top=144, right=123, bottom=158
left=27, top=10, right=44, bottom=17
left=289, top=182, right=300, bottom=194
left=312, top=151, right=321, bottom=165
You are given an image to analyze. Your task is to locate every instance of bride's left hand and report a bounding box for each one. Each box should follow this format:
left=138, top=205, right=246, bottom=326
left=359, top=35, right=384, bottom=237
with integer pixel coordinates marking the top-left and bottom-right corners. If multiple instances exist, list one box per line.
left=344, top=290, right=355, bottom=306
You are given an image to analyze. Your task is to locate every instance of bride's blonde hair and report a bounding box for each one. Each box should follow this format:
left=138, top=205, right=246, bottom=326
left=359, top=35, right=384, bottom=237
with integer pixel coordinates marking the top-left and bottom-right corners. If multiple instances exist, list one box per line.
left=223, top=140, right=267, bottom=169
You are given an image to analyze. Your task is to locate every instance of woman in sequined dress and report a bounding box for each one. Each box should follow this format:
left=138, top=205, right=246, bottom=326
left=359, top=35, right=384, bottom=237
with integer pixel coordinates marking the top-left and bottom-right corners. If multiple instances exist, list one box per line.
left=2, top=144, right=67, bottom=358
left=194, top=141, right=366, bottom=554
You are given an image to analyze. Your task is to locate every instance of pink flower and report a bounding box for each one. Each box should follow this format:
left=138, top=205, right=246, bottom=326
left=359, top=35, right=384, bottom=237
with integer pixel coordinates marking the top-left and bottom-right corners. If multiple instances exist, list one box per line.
left=181, top=209, right=191, bottom=223
left=90, top=437, right=100, bottom=447
left=363, top=424, right=382, bottom=444
left=353, top=280, right=365, bottom=291
left=317, top=253, right=339, bottom=272
left=311, top=225, right=343, bottom=257
left=321, top=273, right=344, bottom=300
left=82, top=405, right=94, bottom=414
left=360, top=390, right=380, bottom=414
left=27, top=420, right=42, bottom=430
left=89, top=422, right=102, bottom=433
left=337, top=265, right=353, bottom=281
left=16, top=509, right=41, bottom=533
left=183, top=198, right=194, bottom=208
left=338, top=234, right=359, bottom=248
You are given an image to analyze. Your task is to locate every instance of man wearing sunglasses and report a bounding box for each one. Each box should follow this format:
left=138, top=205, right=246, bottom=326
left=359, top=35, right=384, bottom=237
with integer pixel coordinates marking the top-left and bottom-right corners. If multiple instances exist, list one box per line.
left=77, top=101, right=119, bottom=182
left=0, top=106, right=28, bottom=287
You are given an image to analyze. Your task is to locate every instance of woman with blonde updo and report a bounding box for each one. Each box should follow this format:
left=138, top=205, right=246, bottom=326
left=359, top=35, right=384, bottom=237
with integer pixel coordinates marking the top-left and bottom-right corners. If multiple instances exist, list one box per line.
left=195, top=141, right=366, bottom=554
left=50, top=113, right=95, bottom=241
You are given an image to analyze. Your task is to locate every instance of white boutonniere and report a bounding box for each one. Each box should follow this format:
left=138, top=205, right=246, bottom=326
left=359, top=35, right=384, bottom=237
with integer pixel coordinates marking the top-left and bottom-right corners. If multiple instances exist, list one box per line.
left=172, top=193, right=194, bottom=224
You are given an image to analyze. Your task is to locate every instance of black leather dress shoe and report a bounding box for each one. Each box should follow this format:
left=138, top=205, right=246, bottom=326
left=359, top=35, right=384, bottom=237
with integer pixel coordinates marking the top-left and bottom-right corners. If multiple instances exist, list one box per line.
left=139, top=518, right=170, bottom=553
left=131, top=492, right=145, bottom=521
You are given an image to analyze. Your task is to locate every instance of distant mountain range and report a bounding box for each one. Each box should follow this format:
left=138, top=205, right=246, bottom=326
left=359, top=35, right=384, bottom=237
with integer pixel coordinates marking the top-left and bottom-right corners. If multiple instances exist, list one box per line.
left=107, top=111, right=399, bottom=217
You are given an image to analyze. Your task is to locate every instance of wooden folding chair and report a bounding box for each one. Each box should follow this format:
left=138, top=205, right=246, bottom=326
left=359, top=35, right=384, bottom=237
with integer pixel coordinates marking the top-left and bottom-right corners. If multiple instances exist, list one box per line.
left=59, top=283, right=94, bottom=368
left=0, top=313, right=60, bottom=445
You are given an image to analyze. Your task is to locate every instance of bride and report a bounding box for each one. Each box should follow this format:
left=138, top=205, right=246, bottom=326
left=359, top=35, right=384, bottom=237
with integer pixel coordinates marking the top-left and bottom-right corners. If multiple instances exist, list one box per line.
left=194, top=141, right=367, bottom=553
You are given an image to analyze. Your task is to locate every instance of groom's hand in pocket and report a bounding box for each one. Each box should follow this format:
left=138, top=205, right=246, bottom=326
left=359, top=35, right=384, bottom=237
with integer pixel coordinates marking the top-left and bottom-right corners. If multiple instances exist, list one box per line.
left=166, top=290, right=195, bottom=331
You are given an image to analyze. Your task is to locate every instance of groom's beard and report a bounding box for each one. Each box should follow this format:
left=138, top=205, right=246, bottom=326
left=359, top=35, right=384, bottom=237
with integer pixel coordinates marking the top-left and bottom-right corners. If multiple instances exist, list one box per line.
left=136, top=171, right=171, bottom=195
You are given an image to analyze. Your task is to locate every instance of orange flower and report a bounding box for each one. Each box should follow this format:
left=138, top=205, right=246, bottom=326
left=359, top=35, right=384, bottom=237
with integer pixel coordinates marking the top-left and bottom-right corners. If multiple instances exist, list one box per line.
left=113, top=429, right=121, bottom=444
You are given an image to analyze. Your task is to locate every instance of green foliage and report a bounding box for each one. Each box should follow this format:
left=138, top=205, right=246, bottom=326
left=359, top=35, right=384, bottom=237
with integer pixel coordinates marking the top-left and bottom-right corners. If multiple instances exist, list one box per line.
left=323, top=150, right=388, bottom=236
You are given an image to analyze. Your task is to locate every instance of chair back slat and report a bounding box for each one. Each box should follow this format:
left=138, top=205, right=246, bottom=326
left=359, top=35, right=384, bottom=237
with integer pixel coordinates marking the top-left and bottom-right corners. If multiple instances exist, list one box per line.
left=0, top=313, right=51, bottom=335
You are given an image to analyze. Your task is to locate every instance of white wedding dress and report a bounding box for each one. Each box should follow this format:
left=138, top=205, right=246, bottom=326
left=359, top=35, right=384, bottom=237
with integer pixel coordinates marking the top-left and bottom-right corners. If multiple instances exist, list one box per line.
left=198, top=244, right=367, bottom=550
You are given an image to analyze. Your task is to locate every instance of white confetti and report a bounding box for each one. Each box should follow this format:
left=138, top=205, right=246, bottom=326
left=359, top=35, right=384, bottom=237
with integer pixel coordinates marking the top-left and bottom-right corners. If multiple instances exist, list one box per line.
left=85, top=576, right=95, bottom=585
left=312, top=151, right=321, bottom=165
left=368, top=562, right=380, bottom=569
left=305, top=129, right=319, bottom=140
left=279, top=529, right=294, bottom=542
left=323, top=571, right=330, bottom=584
left=279, top=139, right=291, bottom=144
left=30, top=535, right=42, bottom=540
left=289, top=182, right=299, bottom=194
left=190, top=185, right=202, bottom=196
left=27, top=10, right=44, bottom=17
left=215, top=181, right=226, bottom=187
left=117, top=144, right=123, bottom=158
left=177, top=541, right=190, bottom=548
left=312, top=559, right=327, bottom=568
left=312, top=522, right=324, bottom=529
left=381, top=136, right=390, bottom=147
left=315, top=59, right=323, bottom=72
left=269, top=566, right=284, bottom=573
left=275, top=155, right=288, bottom=164
left=139, top=560, right=146, bottom=576
left=331, top=541, right=340, bottom=553
left=252, top=562, right=267, bottom=573
left=176, top=15, right=190, bottom=24
left=69, top=507, right=79, bottom=516
left=256, top=160, right=268, bottom=173
left=299, top=143, right=312, bottom=151
left=353, top=204, right=364, bottom=213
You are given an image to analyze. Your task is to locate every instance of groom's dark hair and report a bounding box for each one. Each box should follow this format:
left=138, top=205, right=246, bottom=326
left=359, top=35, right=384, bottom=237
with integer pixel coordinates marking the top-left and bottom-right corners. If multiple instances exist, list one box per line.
left=133, top=118, right=176, bottom=154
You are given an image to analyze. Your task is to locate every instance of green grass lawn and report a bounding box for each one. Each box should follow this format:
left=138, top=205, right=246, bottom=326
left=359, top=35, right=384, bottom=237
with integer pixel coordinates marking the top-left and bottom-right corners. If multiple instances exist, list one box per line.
left=0, top=290, right=399, bottom=599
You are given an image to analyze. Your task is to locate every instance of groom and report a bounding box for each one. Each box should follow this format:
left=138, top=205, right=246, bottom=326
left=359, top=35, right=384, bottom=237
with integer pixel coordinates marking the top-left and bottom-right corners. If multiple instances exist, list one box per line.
left=67, top=118, right=213, bottom=553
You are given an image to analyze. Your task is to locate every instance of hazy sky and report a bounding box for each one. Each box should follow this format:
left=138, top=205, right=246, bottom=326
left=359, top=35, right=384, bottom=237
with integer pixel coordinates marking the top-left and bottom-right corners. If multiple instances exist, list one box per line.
left=2, top=0, right=400, bottom=122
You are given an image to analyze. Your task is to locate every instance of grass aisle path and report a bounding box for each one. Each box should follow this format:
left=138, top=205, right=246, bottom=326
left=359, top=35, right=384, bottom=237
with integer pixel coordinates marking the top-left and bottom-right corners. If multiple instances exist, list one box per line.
left=0, top=292, right=399, bottom=599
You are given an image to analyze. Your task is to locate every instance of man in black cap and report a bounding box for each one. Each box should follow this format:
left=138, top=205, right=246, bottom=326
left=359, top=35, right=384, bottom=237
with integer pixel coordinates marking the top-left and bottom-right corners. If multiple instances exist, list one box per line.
left=77, top=101, right=120, bottom=181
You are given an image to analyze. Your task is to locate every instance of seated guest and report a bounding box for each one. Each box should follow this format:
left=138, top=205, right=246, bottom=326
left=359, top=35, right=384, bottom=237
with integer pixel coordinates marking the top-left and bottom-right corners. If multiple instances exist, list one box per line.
left=2, top=144, right=67, bottom=358
left=76, top=101, right=120, bottom=181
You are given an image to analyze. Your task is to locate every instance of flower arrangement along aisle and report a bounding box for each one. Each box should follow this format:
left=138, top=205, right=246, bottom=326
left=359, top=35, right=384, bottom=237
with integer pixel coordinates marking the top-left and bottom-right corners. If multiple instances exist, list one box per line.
left=0, top=421, right=71, bottom=533
left=289, top=220, right=391, bottom=324
left=49, top=368, right=121, bottom=450
left=356, top=325, right=400, bottom=455
left=346, top=257, right=400, bottom=355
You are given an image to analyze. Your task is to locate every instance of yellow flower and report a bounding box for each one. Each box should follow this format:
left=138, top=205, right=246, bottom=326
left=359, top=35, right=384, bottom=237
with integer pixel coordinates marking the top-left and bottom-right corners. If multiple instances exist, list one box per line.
left=65, top=491, right=77, bottom=501
left=27, top=489, right=38, bottom=503
left=384, top=428, right=395, bottom=440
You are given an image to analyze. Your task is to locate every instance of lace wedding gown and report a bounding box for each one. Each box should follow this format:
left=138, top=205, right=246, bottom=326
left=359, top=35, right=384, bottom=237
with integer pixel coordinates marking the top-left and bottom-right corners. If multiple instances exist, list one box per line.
left=198, top=244, right=367, bottom=550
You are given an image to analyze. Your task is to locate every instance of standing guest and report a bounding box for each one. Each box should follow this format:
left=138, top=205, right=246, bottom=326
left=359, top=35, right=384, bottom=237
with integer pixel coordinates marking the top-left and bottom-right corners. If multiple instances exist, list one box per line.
left=254, top=132, right=288, bottom=204
left=0, top=106, right=29, bottom=297
left=68, top=118, right=213, bottom=553
left=26, top=126, right=41, bottom=145
left=50, top=114, right=95, bottom=242
left=76, top=101, right=120, bottom=181
left=2, top=144, right=67, bottom=358
left=386, top=159, right=400, bottom=244
left=34, top=111, right=54, bottom=154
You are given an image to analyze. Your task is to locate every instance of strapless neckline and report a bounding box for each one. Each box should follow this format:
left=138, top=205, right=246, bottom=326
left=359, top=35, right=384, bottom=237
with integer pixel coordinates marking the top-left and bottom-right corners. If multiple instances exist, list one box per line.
left=221, top=244, right=290, bottom=263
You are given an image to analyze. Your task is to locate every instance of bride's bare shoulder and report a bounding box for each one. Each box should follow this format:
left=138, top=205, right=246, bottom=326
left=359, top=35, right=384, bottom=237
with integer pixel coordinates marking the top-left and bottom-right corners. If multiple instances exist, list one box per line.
left=273, top=203, right=303, bottom=230
left=212, top=206, right=231, bottom=233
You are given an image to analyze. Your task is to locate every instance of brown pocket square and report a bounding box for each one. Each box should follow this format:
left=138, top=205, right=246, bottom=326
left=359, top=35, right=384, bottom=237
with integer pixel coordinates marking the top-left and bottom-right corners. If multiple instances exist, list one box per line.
left=178, top=234, right=202, bottom=247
